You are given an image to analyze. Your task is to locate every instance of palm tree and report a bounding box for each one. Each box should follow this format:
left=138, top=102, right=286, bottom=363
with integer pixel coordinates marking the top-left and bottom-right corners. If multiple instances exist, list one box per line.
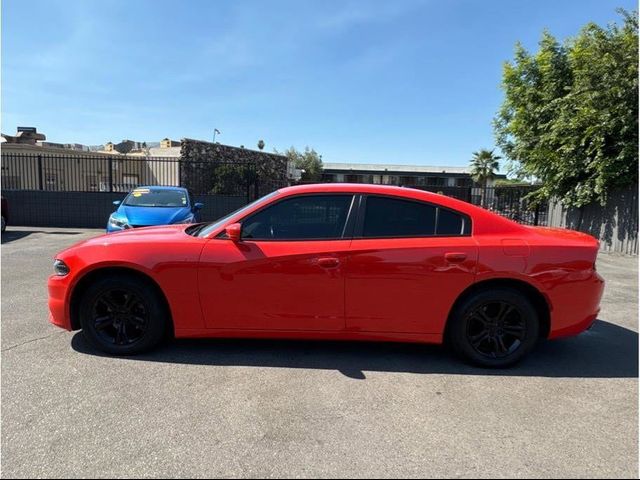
left=470, top=149, right=501, bottom=207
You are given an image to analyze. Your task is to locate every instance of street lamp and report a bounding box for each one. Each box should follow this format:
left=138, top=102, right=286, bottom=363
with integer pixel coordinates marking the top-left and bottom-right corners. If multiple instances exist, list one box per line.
left=213, top=128, right=221, bottom=143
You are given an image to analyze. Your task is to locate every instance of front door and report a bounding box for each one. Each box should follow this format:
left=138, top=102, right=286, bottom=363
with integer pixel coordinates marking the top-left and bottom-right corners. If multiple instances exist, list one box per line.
left=198, top=194, right=356, bottom=331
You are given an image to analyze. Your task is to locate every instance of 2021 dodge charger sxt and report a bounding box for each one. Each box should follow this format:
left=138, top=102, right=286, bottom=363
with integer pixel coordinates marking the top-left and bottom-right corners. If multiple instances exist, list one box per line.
left=48, top=184, right=604, bottom=367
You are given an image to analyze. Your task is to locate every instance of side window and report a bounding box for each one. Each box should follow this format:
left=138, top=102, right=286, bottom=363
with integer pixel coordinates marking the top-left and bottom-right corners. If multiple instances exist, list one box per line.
left=363, top=196, right=436, bottom=237
left=241, top=195, right=353, bottom=240
left=361, top=196, right=471, bottom=238
left=437, top=208, right=466, bottom=235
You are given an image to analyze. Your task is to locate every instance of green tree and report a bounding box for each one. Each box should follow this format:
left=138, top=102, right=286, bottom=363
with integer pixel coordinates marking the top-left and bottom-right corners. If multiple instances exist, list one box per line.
left=470, top=149, right=501, bottom=207
left=494, top=178, right=532, bottom=187
left=209, top=163, right=256, bottom=195
left=494, top=9, right=638, bottom=207
left=276, top=146, right=324, bottom=181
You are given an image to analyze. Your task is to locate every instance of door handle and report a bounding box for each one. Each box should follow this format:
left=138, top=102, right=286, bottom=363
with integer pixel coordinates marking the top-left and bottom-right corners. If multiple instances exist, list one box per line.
left=444, top=252, right=467, bottom=263
left=317, top=257, right=340, bottom=268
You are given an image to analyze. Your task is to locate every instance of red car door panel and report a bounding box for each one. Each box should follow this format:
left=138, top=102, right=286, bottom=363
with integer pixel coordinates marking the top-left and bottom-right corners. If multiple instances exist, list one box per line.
left=198, top=239, right=349, bottom=331
left=345, top=237, right=478, bottom=334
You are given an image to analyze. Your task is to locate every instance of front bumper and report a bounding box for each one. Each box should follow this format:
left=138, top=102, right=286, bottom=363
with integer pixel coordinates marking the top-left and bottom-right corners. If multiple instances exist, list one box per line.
left=48, top=274, right=73, bottom=330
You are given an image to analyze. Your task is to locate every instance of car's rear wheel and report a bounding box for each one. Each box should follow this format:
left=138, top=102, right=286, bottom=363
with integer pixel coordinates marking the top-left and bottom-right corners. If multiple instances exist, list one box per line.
left=448, top=288, right=539, bottom=368
left=79, top=275, right=168, bottom=355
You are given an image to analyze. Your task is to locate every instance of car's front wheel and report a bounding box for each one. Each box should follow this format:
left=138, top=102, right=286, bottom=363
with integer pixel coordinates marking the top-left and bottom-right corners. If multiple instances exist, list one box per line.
left=79, top=275, right=168, bottom=355
left=448, top=288, right=539, bottom=368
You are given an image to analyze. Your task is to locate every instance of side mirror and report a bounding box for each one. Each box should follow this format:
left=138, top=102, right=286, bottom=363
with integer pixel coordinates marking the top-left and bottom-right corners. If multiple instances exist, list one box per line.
left=193, top=202, right=204, bottom=211
left=225, top=223, right=242, bottom=242
left=113, top=200, right=121, bottom=207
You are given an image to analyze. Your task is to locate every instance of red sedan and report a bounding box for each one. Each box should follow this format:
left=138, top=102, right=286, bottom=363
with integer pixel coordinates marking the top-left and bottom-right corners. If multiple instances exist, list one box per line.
left=48, top=184, right=604, bottom=367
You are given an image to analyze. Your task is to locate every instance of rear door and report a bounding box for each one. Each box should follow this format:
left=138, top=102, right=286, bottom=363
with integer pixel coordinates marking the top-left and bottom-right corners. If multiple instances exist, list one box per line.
left=345, top=195, right=478, bottom=334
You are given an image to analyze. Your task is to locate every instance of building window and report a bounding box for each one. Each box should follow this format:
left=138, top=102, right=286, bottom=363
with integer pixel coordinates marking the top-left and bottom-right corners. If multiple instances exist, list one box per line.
left=382, top=175, right=399, bottom=185
left=427, top=177, right=445, bottom=187
left=359, top=174, right=374, bottom=184
left=345, top=174, right=360, bottom=183
left=321, top=174, right=335, bottom=183
left=400, top=176, right=418, bottom=186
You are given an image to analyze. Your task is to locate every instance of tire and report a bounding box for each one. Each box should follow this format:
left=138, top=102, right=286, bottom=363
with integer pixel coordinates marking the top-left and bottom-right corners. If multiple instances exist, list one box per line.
left=79, top=274, right=168, bottom=355
left=1, top=216, right=5, bottom=233
left=448, top=288, right=539, bottom=368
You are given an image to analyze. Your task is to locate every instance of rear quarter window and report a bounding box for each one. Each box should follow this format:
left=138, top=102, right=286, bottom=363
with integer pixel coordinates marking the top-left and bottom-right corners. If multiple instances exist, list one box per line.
left=437, top=208, right=467, bottom=235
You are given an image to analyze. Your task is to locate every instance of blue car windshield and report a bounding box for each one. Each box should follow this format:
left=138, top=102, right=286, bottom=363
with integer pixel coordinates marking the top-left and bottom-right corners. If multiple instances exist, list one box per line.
left=123, top=188, right=188, bottom=207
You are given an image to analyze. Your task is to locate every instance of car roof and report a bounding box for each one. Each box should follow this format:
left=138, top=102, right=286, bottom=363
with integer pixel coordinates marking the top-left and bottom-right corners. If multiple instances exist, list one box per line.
left=278, top=183, right=468, bottom=209
left=280, top=183, right=433, bottom=195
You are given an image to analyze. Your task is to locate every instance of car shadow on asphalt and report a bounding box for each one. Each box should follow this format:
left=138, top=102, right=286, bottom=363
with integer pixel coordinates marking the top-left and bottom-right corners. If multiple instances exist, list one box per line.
left=71, top=319, right=638, bottom=379
left=1, top=230, right=84, bottom=244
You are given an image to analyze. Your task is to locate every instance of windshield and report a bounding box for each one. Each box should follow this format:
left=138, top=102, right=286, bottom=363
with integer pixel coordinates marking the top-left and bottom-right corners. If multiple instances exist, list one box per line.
left=123, top=188, right=189, bottom=207
left=195, top=191, right=279, bottom=237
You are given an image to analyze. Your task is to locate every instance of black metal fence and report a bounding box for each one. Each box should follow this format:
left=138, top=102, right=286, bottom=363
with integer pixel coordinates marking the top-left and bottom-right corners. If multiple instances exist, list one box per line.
left=0, top=152, right=289, bottom=228
left=0, top=152, right=289, bottom=198
left=1, top=152, right=547, bottom=228
left=411, top=185, right=548, bottom=226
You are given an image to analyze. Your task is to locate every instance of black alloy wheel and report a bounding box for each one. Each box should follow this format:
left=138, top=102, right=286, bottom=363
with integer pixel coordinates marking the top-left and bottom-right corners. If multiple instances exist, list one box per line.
left=465, top=301, right=526, bottom=359
left=448, top=288, right=539, bottom=368
left=79, top=274, right=168, bottom=355
left=92, top=288, right=149, bottom=346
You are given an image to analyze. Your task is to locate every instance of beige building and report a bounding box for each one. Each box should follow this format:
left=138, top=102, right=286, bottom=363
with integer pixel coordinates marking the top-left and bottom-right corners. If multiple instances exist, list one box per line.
left=160, top=138, right=180, bottom=149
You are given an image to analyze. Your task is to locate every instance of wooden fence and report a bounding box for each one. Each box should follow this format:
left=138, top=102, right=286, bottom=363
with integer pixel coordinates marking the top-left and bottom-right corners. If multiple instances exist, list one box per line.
left=547, top=186, right=638, bottom=255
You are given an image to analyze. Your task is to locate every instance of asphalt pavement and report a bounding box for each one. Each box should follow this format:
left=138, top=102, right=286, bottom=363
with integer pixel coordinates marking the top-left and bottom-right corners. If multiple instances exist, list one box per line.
left=1, top=226, right=637, bottom=478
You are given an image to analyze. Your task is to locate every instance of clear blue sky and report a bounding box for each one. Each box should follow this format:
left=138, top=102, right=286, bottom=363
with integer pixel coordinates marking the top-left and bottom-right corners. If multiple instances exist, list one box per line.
left=2, top=0, right=635, bottom=167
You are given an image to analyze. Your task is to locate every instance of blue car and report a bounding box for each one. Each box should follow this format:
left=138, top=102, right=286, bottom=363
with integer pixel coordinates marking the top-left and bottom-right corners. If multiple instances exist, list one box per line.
left=107, top=186, right=203, bottom=233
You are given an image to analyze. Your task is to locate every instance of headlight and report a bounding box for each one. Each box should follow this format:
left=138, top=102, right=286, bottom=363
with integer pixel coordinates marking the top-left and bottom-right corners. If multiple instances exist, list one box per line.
left=175, top=214, right=195, bottom=224
left=109, top=215, right=129, bottom=229
left=53, top=259, right=70, bottom=276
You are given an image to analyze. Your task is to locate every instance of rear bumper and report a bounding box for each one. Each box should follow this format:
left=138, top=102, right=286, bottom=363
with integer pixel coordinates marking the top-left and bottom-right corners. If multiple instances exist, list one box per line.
left=48, top=274, right=73, bottom=330
left=548, top=270, right=605, bottom=339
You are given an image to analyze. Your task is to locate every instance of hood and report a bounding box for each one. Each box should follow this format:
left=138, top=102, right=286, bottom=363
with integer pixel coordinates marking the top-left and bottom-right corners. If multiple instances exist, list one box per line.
left=68, top=224, right=191, bottom=251
left=118, top=205, right=192, bottom=226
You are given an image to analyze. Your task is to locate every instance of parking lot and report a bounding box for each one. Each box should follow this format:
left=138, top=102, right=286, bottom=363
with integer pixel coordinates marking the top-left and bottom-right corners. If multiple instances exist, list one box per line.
left=1, top=226, right=638, bottom=478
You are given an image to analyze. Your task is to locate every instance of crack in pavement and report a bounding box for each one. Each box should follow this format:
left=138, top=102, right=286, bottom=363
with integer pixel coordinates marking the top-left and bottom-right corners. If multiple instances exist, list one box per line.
left=2, top=331, right=69, bottom=353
